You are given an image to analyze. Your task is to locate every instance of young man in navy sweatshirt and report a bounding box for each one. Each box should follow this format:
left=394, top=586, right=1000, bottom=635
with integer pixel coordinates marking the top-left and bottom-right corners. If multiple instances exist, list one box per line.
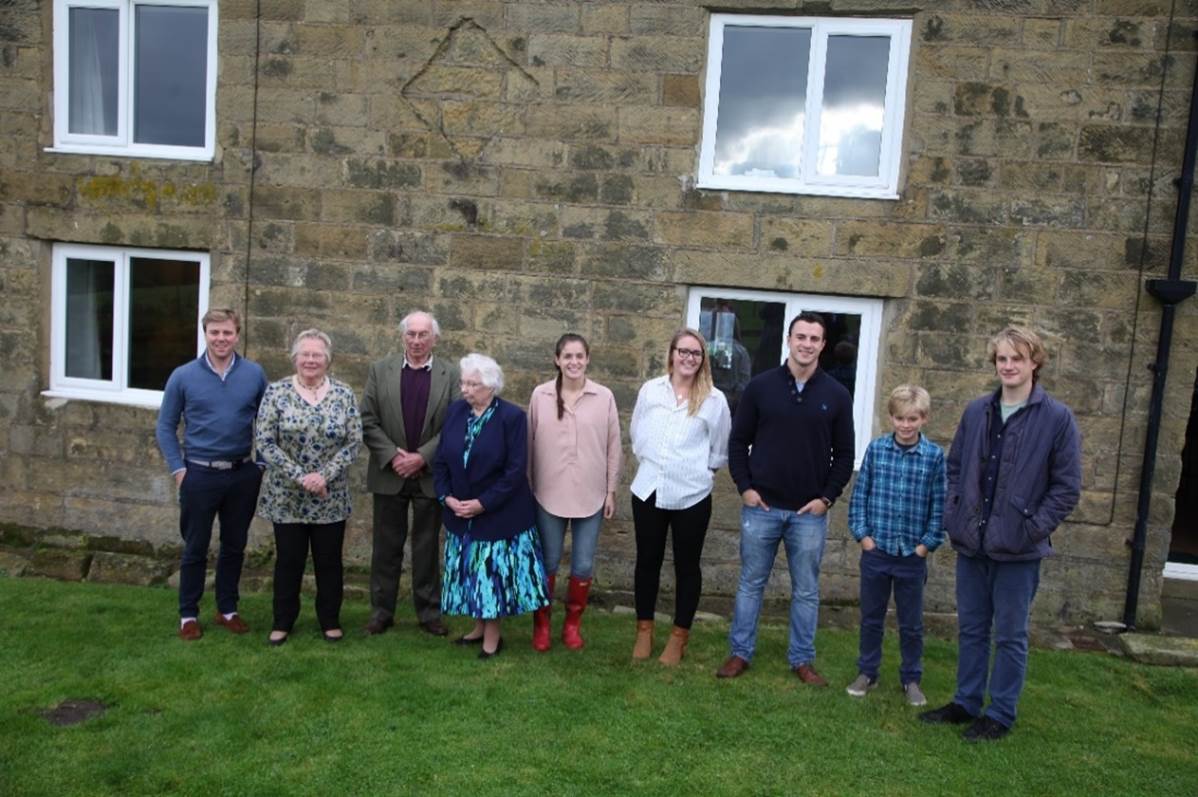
left=717, top=311, right=855, bottom=684
left=156, top=308, right=267, bottom=641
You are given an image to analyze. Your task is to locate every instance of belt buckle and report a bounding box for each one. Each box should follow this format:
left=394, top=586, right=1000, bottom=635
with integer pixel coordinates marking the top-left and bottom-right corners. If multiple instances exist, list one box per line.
left=211, top=460, right=234, bottom=470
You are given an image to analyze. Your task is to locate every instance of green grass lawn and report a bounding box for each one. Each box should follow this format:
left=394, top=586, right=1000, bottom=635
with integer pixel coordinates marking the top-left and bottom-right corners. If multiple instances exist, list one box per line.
left=2, top=576, right=1195, bottom=796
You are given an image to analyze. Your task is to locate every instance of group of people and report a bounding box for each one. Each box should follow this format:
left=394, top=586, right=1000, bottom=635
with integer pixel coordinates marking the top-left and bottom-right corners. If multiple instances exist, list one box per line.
left=156, top=307, right=1081, bottom=742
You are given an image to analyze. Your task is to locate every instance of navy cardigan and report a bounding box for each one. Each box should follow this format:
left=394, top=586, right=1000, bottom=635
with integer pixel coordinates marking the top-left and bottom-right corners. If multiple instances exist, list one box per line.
left=433, top=397, right=538, bottom=542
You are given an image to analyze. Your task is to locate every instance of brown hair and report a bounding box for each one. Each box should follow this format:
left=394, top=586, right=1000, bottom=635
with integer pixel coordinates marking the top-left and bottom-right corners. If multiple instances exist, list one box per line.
left=553, top=333, right=590, bottom=420
left=887, top=384, right=931, bottom=418
left=988, top=325, right=1048, bottom=381
left=667, top=327, right=714, bottom=417
left=202, top=308, right=241, bottom=333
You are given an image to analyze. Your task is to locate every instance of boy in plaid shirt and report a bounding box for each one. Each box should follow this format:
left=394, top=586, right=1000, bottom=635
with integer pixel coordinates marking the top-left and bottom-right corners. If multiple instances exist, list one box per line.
left=845, top=385, right=946, bottom=706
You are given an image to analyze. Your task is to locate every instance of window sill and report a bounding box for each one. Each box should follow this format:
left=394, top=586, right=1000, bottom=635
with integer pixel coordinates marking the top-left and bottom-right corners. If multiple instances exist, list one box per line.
left=42, top=389, right=162, bottom=410
left=695, top=177, right=900, bottom=200
left=45, top=145, right=214, bottom=163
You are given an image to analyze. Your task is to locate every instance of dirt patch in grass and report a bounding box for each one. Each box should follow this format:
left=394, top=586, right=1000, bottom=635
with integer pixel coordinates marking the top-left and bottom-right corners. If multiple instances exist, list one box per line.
left=40, top=699, right=108, bottom=726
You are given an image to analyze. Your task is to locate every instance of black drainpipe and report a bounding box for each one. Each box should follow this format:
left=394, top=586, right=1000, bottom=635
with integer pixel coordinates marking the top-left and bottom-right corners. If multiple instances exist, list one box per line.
left=1122, top=39, right=1198, bottom=629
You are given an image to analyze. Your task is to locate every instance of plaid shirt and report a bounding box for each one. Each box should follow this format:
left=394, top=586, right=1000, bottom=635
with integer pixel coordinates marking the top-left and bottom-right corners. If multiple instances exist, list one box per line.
left=848, top=433, right=946, bottom=556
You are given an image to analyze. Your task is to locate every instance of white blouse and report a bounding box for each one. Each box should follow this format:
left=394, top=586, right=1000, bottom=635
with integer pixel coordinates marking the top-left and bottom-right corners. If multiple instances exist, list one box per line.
left=629, top=375, right=731, bottom=510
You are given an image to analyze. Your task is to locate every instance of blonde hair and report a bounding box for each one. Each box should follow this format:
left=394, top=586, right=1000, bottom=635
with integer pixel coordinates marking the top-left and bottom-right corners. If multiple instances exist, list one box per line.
left=988, top=325, right=1048, bottom=381
left=667, top=328, right=714, bottom=417
left=202, top=308, right=241, bottom=333
left=888, top=384, right=931, bottom=418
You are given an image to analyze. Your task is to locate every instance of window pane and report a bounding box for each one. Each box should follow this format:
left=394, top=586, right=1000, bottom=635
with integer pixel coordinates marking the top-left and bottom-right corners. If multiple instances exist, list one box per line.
left=815, top=312, right=863, bottom=397
left=134, top=5, right=208, bottom=147
left=698, top=296, right=787, bottom=416
left=65, top=258, right=115, bottom=380
left=128, top=257, right=200, bottom=390
left=713, top=26, right=810, bottom=179
left=816, top=36, right=890, bottom=177
left=68, top=8, right=119, bottom=136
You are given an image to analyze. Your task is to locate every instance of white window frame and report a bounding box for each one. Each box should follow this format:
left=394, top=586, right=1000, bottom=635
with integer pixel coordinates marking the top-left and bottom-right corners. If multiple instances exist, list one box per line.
left=46, top=243, right=210, bottom=408
left=50, top=0, right=218, bottom=161
left=698, top=14, right=912, bottom=199
left=686, top=286, right=883, bottom=468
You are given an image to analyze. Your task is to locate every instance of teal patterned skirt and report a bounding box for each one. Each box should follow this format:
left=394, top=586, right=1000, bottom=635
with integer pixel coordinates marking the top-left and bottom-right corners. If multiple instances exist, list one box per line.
left=442, top=527, right=550, bottom=619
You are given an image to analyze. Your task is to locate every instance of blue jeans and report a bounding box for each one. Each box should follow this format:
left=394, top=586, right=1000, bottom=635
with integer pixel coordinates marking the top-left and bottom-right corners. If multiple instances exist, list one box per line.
left=857, top=549, right=927, bottom=684
left=728, top=505, right=827, bottom=667
left=953, top=554, right=1041, bottom=728
left=536, top=505, right=603, bottom=579
left=177, top=462, right=262, bottom=618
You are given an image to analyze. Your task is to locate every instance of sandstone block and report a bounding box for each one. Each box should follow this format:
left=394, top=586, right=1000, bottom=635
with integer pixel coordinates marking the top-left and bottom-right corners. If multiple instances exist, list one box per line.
left=656, top=210, right=753, bottom=250
left=29, top=549, right=93, bottom=581
left=87, top=551, right=172, bottom=587
left=449, top=234, right=525, bottom=270
left=527, top=34, right=607, bottom=68
left=610, top=35, right=704, bottom=73
left=553, top=70, right=657, bottom=105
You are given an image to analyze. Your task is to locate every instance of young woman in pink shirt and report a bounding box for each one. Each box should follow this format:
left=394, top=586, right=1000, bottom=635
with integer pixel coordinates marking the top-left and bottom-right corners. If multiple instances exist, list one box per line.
left=527, top=334, right=622, bottom=651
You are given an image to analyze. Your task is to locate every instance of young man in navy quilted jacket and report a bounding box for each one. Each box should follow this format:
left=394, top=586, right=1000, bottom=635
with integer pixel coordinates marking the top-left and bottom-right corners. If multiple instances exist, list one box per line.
left=919, top=326, right=1081, bottom=742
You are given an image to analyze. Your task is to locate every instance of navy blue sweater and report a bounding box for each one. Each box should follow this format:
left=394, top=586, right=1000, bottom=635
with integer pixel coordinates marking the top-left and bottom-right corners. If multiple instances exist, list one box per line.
left=728, top=366, right=855, bottom=511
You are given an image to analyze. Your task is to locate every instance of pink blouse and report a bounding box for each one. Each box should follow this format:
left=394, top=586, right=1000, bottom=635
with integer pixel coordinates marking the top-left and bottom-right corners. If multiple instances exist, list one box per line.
left=527, top=378, right=623, bottom=518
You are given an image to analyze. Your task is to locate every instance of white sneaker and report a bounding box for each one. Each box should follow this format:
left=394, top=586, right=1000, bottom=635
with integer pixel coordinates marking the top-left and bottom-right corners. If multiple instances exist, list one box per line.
left=845, top=673, right=877, bottom=698
left=904, top=682, right=928, bottom=706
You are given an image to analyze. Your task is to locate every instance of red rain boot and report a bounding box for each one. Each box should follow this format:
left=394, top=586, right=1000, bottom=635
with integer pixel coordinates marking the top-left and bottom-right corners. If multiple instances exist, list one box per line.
left=532, top=574, right=555, bottom=652
left=562, top=576, right=592, bottom=650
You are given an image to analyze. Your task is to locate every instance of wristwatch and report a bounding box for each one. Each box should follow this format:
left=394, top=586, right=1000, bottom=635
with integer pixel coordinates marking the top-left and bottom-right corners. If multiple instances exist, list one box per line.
left=819, top=496, right=833, bottom=509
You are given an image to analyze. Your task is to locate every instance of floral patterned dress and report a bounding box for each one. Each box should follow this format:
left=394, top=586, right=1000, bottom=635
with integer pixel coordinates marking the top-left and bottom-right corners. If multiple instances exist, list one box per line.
left=255, top=377, right=362, bottom=524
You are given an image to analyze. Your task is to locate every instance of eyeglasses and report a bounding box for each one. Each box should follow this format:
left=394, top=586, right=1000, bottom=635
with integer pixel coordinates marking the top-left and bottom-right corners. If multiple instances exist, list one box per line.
left=673, top=348, right=703, bottom=361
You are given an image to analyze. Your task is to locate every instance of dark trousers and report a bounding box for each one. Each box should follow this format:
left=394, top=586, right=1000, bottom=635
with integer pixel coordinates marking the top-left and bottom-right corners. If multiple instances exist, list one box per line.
left=370, top=482, right=442, bottom=624
left=177, top=463, right=262, bottom=618
left=953, top=554, right=1041, bottom=728
left=632, top=492, right=712, bottom=629
left=856, top=549, right=928, bottom=684
left=272, top=520, right=346, bottom=633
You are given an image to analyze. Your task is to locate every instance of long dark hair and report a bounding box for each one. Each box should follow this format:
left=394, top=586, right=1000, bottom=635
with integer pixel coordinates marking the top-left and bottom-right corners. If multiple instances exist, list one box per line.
left=554, top=333, right=590, bottom=420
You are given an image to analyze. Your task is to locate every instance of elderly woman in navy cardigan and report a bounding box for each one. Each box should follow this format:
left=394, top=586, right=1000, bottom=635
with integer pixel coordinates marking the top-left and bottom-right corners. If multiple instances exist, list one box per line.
left=433, top=353, right=550, bottom=658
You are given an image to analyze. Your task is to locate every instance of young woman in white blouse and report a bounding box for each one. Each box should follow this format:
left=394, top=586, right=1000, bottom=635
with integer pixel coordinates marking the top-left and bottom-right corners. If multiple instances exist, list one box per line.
left=629, top=328, right=731, bottom=665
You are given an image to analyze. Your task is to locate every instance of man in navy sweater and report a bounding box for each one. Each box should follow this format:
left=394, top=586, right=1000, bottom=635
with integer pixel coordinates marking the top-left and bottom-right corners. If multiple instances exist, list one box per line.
left=156, top=308, right=267, bottom=641
left=717, top=312, right=854, bottom=684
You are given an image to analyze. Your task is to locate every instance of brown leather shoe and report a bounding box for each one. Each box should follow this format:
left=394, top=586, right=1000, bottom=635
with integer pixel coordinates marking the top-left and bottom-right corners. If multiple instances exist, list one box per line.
left=214, top=613, right=250, bottom=634
left=364, top=617, right=394, bottom=636
left=716, top=655, right=750, bottom=679
left=419, top=618, right=449, bottom=637
left=793, top=663, right=828, bottom=686
left=179, top=619, right=203, bottom=641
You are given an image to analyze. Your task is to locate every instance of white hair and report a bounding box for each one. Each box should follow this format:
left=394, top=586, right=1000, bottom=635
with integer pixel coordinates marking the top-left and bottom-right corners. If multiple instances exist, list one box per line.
left=459, top=353, right=504, bottom=394
left=289, top=328, right=332, bottom=364
left=400, top=310, right=441, bottom=338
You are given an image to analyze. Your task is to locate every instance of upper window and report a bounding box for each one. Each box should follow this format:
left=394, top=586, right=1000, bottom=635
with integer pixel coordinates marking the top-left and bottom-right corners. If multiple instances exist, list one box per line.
left=687, top=287, right=883, bottom=467
left=698, top=15, right=911, bottom=199
left=52, top=0, right=218, bottom=160
left=48, top=243, right=210, bottom=407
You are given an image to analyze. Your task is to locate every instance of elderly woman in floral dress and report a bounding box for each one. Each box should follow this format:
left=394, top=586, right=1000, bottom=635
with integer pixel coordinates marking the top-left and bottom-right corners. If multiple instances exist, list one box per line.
left=255, top=329, right=362, bottom=645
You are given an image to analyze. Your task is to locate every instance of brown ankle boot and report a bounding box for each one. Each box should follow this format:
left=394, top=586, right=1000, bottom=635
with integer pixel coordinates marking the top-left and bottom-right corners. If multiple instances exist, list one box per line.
left=632, top=619, right=654, bottom=660
left=658, top=626, right=689, bottom=666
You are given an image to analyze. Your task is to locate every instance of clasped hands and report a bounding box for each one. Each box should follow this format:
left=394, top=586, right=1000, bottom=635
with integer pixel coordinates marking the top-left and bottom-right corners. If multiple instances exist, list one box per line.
left=445, top=496, right=484, bottom=519
left=299, top=472, right=329, bottom=498
left=390, top=448, right=425, bottom=479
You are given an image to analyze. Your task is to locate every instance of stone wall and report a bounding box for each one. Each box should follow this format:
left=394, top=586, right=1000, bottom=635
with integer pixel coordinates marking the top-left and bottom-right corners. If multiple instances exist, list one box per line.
left=3, top=0, right=1198, bottom=626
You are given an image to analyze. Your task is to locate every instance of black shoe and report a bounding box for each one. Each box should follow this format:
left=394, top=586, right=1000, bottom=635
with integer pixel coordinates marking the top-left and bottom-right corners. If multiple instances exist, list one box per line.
left=364, top=617, right=393, bottom=636
left=963, top=716, right=1011, bottom=742
left=419, top=618, right=450, bottom=637
left=918, top=702, right=977, bottom=725
left=454, top=634, right=484, bottom=646
left=478, top=638, right=504, bottom=659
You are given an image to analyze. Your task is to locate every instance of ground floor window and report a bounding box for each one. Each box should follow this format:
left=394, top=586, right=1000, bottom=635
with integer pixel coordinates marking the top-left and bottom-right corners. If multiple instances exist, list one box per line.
left=48, top=243, right=209, bottom=407
left=686, top=287, right=882, bottom=467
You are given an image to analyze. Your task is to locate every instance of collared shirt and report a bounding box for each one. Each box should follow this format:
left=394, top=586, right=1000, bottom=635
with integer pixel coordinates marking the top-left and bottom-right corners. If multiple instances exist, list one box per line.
left=528, top=378, right=622, bottom=518
left=629, top=376, right=731, bottom=510
left=155, top=352, right=268, bottom=474
left=403, top=354, right=434, bottom=371
left=848, top=432, right=947, bottom=555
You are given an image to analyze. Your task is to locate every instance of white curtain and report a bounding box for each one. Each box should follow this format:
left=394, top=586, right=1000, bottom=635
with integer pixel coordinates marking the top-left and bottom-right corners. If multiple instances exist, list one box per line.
left=68, top=8, right=117, bottom=136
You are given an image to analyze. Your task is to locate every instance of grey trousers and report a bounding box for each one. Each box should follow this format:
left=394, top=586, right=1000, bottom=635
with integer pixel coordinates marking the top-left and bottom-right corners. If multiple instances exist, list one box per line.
left=370, top=482, right=443, bottom=624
